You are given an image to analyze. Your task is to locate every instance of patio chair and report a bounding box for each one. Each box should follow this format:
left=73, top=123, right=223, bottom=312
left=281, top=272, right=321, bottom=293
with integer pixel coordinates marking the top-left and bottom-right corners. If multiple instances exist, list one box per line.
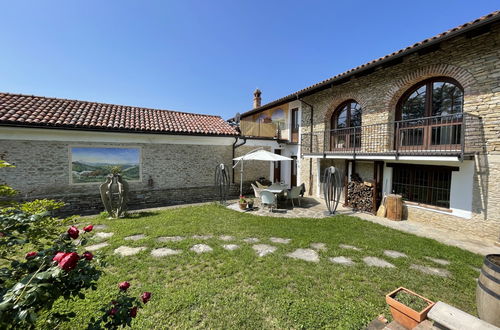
left=251, top=183, right=263, bottom=205
left=260, top=190, right=277, bottom=212
left=287, top=186, right=302, bottom=207
left=299, top=183, right=306, bottom=197
left=255, top=181, right=268, bottom=189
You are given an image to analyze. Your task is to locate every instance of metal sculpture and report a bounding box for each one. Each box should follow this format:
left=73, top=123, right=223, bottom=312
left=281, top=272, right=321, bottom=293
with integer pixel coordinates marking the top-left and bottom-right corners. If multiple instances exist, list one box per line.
left=323, top=166, right=343, bottom=214
left=99, top=174, right=129, bottom=218
left=214, top=163, right=230, bottom=204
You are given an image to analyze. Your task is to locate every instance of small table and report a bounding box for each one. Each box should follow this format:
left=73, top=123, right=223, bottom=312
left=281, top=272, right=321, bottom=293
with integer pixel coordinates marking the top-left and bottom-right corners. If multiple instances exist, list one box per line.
left=263, top=184, right=289, bottom=207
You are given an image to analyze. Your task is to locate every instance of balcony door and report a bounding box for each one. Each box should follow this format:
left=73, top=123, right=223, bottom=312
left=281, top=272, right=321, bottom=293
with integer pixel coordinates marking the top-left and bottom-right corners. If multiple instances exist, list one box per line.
left=396, top=78, right=463, bottom=151
left=330, top=100, right=362, bottom=151
left=274, top=149, right=281, bottom=183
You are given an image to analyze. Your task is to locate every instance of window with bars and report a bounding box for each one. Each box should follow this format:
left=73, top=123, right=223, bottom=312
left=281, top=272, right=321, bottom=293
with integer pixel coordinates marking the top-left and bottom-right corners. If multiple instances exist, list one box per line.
left=391, top=164, right=454, bottom=208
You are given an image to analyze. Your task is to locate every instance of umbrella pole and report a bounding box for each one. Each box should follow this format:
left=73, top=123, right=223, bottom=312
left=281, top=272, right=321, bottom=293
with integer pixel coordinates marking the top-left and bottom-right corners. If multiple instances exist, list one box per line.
left=240, top=160, right=244, bottom=196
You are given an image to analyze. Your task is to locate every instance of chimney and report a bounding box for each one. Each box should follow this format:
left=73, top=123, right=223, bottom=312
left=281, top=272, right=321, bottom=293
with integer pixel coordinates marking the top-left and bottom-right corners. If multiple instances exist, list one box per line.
left=253, top=88, right=261, bottom=108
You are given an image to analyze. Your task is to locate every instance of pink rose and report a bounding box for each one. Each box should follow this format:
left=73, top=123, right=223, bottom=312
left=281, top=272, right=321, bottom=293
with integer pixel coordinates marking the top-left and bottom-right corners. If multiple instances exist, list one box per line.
left=82, top=251, right=93, bottom=261
left=58, top=252, right=79, bottom=271
left=67, top=226, right=79, bottom=239
left=109, top=308, right=118, bottom=316
left=25, top=251, right=37, bottom=259
left=118, top=281, right=130, bottom=291
left=141, top=292, right=152, bottom=304
left=83, top=225, right=93, bottom=232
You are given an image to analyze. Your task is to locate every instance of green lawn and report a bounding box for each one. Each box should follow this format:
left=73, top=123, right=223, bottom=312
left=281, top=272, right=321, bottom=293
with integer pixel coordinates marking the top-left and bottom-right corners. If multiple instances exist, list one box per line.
left=47, top=204, right=482, bottom=329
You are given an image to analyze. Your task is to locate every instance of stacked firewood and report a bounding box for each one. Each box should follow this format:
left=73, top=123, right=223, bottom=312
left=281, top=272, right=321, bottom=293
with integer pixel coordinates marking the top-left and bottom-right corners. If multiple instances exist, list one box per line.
left=347, top=177, right=374, bottom=213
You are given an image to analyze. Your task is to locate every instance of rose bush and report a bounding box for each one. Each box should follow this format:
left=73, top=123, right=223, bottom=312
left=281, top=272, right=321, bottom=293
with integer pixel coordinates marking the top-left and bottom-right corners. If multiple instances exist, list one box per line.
left=0, top=223, right=102, bottom=328
left=88, top=281, right=152, bottom=329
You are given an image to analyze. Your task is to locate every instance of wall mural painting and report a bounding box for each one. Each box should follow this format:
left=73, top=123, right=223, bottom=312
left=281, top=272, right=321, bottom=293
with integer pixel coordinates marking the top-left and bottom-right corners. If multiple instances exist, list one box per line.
left=71, top=147, right=141, bottom=184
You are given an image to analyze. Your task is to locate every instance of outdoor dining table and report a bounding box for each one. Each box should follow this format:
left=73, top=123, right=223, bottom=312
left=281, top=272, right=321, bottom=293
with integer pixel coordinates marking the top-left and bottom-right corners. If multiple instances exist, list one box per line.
left=263, top=183, right=288, bottom=194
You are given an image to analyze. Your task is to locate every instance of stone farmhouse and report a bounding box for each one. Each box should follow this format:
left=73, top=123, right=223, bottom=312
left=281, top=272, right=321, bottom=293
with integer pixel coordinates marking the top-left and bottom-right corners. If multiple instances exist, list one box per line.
left=0, top=94, right=261, bottom=214
left=0, top=9, right=499, bottom=241
left=236, top=10, right=500, bottom=232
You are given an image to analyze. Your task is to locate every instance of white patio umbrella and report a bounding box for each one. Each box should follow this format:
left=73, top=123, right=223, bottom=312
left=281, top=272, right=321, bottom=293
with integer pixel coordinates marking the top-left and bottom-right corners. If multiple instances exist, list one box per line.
left=233, top=148, right=293, bottom=196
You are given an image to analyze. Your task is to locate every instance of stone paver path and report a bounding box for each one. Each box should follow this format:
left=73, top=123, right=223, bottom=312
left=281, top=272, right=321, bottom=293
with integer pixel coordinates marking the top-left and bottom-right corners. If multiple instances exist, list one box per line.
left=411, top=264, right=451, bottom=277
left=339, top=244, right=362, bottom=251
left=243, top=237, right=260, bottom=243
left=124, top=234, right=146, bottom=241
left=253, top=244, right=277, bottom=257
left=219, top=235, right=234, bottom=241
left=425, top=257, right=450, bottom=265
left=192, top=235, right=213, bottom=240
left=269, top=237, right=291, bottom=244
left=222, top=244, right=239, bottom=251
left=384, top=250, right=407, bottom=258
left=114, top=246, right=147, bottom=256
left=330, top=256, right=355, bottom=265
left=363, top=257, right=395, bottom=268
left=86, top=242, right=109, bottom=251
left=151, top=248, right=182, bottom=257
left=287, top=249, right=319, bottom=262
left=93, top=224, right=108, bottom=231
left=157, top=236, right=185, bottom=242
left=190, top=244, right=213, bottom=253
left=226, top=197, right=500, bottom=256
left=310, top=243, right=327, bottom=251
left=95, top=232, right=114, bottom=239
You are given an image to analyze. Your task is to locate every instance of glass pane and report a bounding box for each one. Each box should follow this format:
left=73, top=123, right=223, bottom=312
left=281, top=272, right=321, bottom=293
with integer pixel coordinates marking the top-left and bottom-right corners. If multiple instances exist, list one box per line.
left=334, top=134, right=347, bottom=149
left=350, top=102, right=362, bottom=127
left=336, top=106, right=348, bottom=128
left=432, top=82, right=463, bottom=116
left=431, top=124, right=461, bottom=145
left=401, top=85, right=426, bottom=120
left=399, top=127, right=424, bottom=146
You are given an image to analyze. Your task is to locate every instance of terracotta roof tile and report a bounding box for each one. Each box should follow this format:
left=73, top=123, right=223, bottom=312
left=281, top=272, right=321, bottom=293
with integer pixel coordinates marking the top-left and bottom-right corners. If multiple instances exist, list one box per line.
left=0, top=92, right=238, bottom=136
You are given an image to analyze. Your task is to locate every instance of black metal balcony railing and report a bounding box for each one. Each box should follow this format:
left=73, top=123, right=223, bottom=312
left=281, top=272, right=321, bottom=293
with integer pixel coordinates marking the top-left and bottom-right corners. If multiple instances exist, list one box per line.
left=301, top=113, right=483, bottom=158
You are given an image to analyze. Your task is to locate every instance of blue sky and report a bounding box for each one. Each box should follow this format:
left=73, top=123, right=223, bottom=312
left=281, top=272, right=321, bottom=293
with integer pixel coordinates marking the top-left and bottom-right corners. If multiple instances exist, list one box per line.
left=0, top=1, right=497, bottom=119
left=72, top=147, right=140, bottom=165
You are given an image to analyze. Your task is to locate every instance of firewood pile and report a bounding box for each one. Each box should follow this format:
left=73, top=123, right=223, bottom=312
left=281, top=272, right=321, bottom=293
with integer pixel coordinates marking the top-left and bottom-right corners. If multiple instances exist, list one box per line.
left=347, top=175, right=374, bottom=213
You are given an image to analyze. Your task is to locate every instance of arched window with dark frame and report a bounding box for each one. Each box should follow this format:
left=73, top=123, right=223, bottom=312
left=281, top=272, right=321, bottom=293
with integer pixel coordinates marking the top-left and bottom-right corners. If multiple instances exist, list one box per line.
left=330, top=100, right=362, bottom=150
left=396, top=77, right=464, bottom=150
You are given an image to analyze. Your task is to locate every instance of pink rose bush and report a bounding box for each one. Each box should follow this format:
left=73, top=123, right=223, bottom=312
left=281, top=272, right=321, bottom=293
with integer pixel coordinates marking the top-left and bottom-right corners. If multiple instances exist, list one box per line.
left=0, top=221, right=102, bottom=328
left=89, top=281, right=152, bottom=328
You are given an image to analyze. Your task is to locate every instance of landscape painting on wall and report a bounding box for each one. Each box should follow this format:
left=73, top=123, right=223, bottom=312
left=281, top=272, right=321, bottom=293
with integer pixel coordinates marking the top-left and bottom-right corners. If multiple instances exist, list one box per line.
left=71, top=147, right=141, bottom=184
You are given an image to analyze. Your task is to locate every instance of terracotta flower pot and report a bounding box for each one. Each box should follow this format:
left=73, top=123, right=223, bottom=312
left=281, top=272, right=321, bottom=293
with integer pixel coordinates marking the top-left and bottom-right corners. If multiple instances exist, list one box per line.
left=239, top=203, right=247, bottom=210
left=385, top=287, right=434, bottom=329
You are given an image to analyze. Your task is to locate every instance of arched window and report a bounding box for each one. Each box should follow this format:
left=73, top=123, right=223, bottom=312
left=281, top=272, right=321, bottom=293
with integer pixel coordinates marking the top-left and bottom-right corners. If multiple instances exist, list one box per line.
left=396, top=77, right=464, bottom=148
left=330, top=100, right=362, bottom=150
left=398, top=77, right=463, bottom=120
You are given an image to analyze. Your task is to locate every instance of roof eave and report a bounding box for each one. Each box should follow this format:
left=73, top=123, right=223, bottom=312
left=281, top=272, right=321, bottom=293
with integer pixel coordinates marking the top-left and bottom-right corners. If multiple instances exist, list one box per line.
left=0, top=122, right=239, bottom=138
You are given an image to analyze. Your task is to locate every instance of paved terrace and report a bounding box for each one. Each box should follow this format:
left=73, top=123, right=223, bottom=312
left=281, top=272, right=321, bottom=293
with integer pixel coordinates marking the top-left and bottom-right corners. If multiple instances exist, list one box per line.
left=227, top=197, right=500, bottom=256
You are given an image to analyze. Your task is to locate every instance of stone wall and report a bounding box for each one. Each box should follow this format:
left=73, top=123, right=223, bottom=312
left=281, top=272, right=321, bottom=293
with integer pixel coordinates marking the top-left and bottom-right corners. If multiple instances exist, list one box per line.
left=405, top=205, right=499, bottom=242
left=0, top=139, right=239, bottom=215
left=234, top=145, right=272, bottom=190
left=299, top=21, right=500, bottom=222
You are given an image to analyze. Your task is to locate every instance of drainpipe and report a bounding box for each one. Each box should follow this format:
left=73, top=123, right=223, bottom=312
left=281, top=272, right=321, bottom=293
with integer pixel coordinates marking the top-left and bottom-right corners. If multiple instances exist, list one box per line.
left=297, top=96, right=314, bottom=196
left=232, top=136, right=247, bottom=183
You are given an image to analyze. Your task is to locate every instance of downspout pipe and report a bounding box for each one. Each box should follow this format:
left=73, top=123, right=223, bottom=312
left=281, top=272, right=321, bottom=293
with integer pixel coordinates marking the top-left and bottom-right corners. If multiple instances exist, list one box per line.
left=297, top=95, right=314, bottom=196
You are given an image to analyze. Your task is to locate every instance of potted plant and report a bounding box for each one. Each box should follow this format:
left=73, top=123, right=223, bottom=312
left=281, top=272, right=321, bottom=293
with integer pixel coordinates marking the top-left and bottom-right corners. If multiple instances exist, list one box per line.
left=239, top=196, right=247, bottom=210
left=385, top=287, right=434, bottom=329
left=247, top=198, right=254, bottom=209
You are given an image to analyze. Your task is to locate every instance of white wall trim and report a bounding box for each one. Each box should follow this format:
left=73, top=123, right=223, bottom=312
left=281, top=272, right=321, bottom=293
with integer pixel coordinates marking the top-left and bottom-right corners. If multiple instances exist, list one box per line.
left=0, top=126, right=236, bottom=146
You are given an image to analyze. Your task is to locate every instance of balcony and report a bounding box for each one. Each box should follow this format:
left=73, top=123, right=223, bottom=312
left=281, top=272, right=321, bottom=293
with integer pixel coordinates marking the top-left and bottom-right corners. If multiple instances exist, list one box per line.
left=240, top=120, right=291, bottom=140
left=301, top=113, right=483, bottom=159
